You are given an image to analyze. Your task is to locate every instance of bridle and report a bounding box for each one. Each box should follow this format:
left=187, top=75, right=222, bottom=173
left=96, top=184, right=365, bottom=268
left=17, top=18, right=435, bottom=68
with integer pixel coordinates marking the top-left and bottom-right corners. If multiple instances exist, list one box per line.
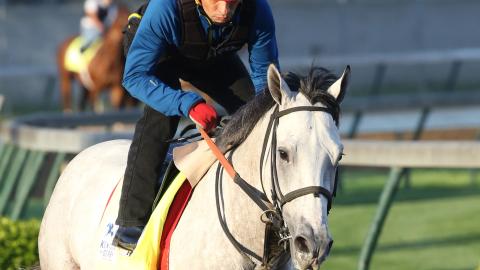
left=207, top=104, right=338, bottom=269
left=260, top=105, right=336, bottom=214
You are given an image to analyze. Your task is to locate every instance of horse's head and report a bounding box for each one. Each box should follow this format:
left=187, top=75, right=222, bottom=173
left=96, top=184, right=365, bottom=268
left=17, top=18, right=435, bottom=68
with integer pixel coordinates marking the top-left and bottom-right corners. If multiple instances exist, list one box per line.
left=266, top=64, right=349, bottom=269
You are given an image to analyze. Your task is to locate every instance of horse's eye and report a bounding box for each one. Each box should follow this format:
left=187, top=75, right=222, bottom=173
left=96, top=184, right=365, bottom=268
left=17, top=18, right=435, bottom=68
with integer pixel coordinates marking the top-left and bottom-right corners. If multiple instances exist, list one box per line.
left=278, top=149, right=289, bottom=162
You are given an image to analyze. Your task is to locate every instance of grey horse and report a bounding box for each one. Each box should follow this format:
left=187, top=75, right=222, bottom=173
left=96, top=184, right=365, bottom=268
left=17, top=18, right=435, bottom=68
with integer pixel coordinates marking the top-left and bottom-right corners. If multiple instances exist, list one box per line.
left=38, top=64, right=349, bottom=269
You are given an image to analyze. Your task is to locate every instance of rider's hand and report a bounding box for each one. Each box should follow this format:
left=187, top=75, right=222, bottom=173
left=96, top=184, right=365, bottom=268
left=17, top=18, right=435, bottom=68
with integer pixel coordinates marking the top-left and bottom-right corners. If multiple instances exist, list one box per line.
left=188, top=102, right=218, bottom=132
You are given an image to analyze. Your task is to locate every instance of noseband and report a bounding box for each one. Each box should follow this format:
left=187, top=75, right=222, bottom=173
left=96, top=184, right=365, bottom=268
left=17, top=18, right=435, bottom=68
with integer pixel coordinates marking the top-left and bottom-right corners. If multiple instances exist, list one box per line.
left=214, top=104, right=337, bottom=268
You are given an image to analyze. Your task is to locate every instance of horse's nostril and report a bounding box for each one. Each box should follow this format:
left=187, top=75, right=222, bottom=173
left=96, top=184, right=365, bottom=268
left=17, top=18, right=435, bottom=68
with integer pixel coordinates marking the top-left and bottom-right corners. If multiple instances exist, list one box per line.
left=328, top=239, right=333, bottom=250
left=318, top=239, right=333, bottom=262
left=294, top=236, right=310, bottom=254
left=325, top=239, right=333, bottom=256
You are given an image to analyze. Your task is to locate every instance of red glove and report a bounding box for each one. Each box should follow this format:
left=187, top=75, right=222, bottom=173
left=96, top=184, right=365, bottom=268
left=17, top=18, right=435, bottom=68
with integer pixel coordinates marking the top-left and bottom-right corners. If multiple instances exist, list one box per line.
left=188, top=102, right=218, bottom=131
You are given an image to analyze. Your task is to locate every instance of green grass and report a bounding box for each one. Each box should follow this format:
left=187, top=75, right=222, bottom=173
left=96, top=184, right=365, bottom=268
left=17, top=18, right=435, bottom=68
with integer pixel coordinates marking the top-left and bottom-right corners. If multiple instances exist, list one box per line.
left=323, top=168, right=480, bottom=270
left=5, top=168, right=480, bottom=269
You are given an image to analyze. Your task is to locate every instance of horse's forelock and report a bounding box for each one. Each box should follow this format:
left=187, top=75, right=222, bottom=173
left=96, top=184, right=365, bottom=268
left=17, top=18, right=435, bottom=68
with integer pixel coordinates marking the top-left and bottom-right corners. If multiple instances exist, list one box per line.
left=216, top=67, right=341, bottom=151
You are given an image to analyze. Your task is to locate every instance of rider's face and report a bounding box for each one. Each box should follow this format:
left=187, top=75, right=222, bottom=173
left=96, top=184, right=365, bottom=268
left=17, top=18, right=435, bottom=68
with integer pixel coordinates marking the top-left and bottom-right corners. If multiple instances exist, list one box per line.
left=200, top=0, right=240, bottom=24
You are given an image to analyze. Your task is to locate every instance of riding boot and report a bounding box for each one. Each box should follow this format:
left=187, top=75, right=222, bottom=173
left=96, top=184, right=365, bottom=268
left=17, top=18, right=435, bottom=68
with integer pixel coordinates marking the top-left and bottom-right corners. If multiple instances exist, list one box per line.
left=111, top=225, right=145, bottom=252
left=80, top=43, right=91, bottom=53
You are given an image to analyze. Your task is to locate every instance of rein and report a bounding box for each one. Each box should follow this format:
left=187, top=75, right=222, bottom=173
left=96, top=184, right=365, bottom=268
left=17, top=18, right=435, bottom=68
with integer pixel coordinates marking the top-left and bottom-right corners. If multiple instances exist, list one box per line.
left=198, top=104, right=337, bottom=268
left=198, top=128, right=237, bottom=180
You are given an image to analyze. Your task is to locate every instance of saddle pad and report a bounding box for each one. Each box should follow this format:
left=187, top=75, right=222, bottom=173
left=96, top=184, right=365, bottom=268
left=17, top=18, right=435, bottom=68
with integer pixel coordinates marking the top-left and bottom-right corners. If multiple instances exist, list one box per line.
left=158, top=179, right=192, bottom=269
left=64, top=36, right=102, bottom=73
left=94, top=172, right=191, bottom=269
left=173, top=139, right=218, bottom=188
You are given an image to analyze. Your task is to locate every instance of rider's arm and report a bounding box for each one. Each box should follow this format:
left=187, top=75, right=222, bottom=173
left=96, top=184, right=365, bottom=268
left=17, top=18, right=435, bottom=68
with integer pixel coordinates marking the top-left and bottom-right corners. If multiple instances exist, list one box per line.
left=247, top=0, right=280, bottom=94
left=122, top=0, right=203, bottom=117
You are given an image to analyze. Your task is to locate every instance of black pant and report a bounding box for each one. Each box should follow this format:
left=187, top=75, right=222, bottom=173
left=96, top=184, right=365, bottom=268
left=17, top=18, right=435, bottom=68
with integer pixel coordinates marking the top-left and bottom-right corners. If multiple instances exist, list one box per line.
left=116, top=54, right=254, bottom=227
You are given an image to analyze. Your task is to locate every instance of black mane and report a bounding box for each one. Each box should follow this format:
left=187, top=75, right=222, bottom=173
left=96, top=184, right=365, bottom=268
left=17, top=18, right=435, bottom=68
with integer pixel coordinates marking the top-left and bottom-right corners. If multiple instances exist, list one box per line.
left=216, top=67, right=341, bottom=151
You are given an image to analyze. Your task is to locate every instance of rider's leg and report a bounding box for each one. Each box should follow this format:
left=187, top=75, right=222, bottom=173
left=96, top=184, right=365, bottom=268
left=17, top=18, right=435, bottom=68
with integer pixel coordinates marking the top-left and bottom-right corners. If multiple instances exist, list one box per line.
left=117, top=108, right=180, bottom=226
left=113, top=60, right=181, bottom=251
left=113, top=106, right=180, bottom=250
left=80, top=17, right=102, bottom=52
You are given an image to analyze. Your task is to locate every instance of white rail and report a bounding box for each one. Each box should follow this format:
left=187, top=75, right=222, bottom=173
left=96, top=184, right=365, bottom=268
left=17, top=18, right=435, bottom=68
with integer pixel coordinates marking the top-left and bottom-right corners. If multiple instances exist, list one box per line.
left=342, top=140, right=480, bottom=168
left=282, top=48, right=480, bottom=69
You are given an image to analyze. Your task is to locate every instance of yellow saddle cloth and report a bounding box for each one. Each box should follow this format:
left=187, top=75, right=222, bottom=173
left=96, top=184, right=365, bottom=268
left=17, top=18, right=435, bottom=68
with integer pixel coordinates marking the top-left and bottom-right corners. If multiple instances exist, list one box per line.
left=94, top=172, right=188, bottom=270
left=64, top=36, right=102, bottom=73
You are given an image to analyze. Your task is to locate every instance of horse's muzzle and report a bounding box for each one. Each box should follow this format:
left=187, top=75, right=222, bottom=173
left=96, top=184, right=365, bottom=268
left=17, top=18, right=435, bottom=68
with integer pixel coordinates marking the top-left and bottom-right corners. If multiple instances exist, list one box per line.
left=292, top=226, right=333, bottom=270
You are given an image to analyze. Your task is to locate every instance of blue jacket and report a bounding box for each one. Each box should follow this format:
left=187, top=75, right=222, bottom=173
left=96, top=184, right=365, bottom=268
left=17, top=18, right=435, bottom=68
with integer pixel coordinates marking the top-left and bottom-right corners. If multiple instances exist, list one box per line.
left=123, top=0, right=279, bottom=117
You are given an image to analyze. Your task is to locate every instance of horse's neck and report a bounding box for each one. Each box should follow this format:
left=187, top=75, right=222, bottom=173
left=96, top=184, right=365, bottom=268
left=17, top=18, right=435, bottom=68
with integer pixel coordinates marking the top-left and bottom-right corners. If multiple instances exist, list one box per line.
left=171, top=110, right=275, bottom=268
left=231, top=110, right=273, bottom=191
left=219, top=109, right=275, bottom=258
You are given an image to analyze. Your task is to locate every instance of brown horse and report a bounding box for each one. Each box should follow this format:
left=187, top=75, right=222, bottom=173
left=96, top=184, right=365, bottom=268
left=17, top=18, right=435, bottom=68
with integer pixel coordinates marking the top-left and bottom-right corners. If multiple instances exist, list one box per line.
left=57, top=5, right=137, bottom=112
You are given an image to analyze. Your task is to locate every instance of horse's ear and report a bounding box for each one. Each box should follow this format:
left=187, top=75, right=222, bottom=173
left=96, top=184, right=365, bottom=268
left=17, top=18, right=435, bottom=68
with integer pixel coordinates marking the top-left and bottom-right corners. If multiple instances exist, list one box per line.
left=268, top=64, right=293, bottom=105
left=327, top=65, right=350, bottom=103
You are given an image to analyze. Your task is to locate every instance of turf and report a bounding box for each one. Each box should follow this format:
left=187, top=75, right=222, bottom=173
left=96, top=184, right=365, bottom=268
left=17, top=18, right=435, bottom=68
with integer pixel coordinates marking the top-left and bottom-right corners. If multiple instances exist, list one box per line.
left=10, top=167, right=480, bottom=270
left=322, top=168, right=480, bottom=270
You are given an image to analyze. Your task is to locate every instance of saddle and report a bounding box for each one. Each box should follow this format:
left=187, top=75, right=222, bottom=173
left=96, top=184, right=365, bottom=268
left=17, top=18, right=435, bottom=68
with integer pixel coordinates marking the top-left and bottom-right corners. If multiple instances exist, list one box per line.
left=153, top=121, right=221, bottom=209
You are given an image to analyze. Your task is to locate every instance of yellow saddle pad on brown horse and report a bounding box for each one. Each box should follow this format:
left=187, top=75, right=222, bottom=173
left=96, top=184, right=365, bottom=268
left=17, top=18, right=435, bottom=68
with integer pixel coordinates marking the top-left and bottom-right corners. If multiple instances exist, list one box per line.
left=64, top=36, right=102, bottom=73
